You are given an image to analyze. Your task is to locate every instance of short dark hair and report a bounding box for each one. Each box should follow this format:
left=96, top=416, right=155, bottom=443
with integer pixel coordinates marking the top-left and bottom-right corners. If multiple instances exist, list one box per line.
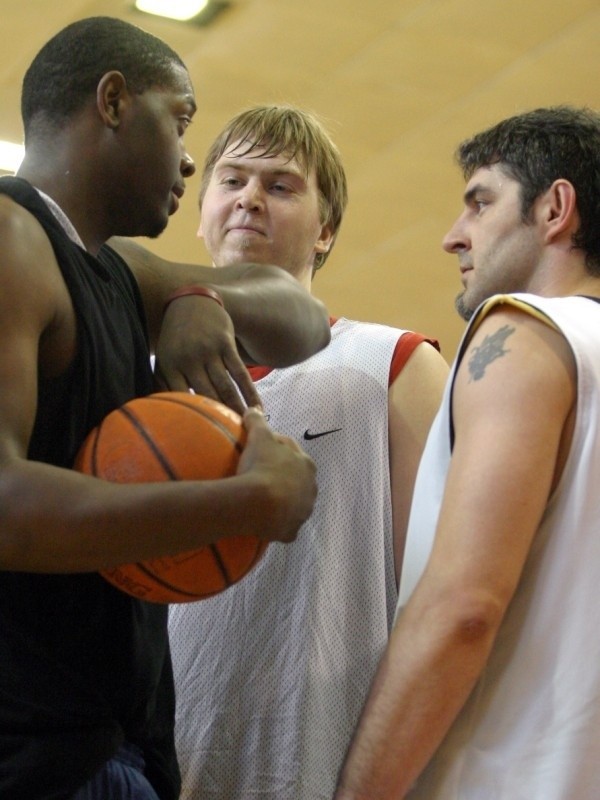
left=22, top=16, right=186, bottom=140
left=200, top=104, right=348, bottom=272
left=456, top=106, right=600, bottom=273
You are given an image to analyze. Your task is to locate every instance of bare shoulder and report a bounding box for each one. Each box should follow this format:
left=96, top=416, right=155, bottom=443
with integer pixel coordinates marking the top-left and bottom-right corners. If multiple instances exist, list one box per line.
left=390, top=339, right=449, bottom=403
left=405, top=339, right=449, bottom=377
left=388, top=340, right=448, bottom=446
left=0, top=192, right=45, bottom=245
left=453, top=305, right=576, bottom=468
left=108, top=236, right=167, bottom=275
left=0, top=193, right=68, bottom=301
left=458, top=304, right=576, bottom=393
left=0, top=194, right=75, bottom=375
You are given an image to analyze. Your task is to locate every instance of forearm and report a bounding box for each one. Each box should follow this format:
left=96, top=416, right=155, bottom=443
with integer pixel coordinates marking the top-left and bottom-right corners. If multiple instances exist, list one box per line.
left=211, top=265, right=330, bottom=365
left=108, top=239, right=330, bottom=364
left=0, top=457, right=274, bottom=573
left=336, top=592, right=498, bottom=798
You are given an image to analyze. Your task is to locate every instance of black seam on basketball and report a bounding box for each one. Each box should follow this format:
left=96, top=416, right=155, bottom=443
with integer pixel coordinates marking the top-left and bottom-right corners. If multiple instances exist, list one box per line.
left=147, top=395, right=244, bottom=453
left=90, top=423, right=102, bottom=475
left=134, top=561, right=209, bottom=600
left=210, top=542, right=232, bottom=585
left=118, top=405, right=179, bottom=479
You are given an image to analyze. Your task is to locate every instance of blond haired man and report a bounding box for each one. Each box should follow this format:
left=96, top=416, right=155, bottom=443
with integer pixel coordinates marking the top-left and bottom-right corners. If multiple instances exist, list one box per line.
left=115, top=105, right=448, bottom=799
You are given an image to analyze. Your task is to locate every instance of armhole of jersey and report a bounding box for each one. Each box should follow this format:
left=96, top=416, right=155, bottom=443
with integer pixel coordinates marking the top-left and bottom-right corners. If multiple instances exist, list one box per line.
left=249, top=320, right=441, bottom=388
left=465, top=294, right=559, bottom=343
left=389, top=332, right=441, bottom=387
left=248, top=365, right=274, bottom=381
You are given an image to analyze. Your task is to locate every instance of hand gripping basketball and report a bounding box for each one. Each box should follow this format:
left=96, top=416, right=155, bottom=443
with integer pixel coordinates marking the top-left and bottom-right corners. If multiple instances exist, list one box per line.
left=74, top=392, right=268, bottom=603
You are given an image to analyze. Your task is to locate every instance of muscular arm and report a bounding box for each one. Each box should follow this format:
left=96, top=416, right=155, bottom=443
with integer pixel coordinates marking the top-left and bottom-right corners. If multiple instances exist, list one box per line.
left=335, top=307, right=576, bottom=799
left=109, top=237, right=331, bottom=365
left=388, top=341, right=449, bottom=583
left=0, top=203, right=318, bottom=574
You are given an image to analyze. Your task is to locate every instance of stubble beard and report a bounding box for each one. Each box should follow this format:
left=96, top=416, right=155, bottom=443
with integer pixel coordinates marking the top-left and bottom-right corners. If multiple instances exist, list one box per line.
left=455, top=291, right=475, bottom=321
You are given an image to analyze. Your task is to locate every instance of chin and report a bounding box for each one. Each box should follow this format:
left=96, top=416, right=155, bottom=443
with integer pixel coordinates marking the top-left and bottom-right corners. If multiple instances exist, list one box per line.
left=145, top=214, right=170, bottom=240
left=225, top=247, right=263, bottom=265
left=455, top=293, right=475, bottom=321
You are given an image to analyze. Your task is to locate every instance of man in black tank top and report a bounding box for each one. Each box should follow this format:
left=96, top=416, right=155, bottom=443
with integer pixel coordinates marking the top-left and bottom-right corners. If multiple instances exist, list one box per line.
left=0, top=16, right=327, bottom=800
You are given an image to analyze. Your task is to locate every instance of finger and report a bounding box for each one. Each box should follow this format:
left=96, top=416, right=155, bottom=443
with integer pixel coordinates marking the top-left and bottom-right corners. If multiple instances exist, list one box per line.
left=223, top=354, right=262, bottom=410
left=243, top=405, right=270, bottom=434
left=156, top=358, right=233, bottom=409
left=273, top=433, right=305, bottom=454
left=203, top=362, right=247, bottom=416
left=153, top=361, right=193, bottom=392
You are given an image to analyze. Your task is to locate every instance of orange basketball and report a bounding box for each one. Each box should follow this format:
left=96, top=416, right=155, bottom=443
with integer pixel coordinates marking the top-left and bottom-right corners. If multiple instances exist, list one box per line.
left=74, top=392, right=267, bottom=603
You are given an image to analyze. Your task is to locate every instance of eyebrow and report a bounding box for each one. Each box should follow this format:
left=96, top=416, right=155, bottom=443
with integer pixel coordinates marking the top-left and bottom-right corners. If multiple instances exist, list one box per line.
left=463, top=183, right=492, bottom=204
left=183, top=94, right=197, bottom=114
left=215, top=160, right=306, bottom=181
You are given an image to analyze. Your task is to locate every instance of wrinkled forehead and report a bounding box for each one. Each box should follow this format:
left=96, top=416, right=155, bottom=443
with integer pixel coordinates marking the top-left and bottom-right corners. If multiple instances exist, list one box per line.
left=220, top=138, right=309, bottom=174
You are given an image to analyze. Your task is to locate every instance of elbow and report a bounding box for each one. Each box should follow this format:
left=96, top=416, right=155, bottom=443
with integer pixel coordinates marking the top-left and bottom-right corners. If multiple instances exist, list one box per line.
left=444, top=591, right=506, bottom=648
left=284, top=296, right=331, bottom=365
left=453, top=611, right=497, bottom=644
left=306, top=299, right=331, bottom=356
left=264, top=300, right=330, bottom=368
left=416, top=584, right=506, bottom=653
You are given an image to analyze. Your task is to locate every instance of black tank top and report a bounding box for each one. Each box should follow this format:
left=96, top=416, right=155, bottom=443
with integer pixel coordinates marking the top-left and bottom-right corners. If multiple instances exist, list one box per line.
left=0, top=177, right=179, bottom=800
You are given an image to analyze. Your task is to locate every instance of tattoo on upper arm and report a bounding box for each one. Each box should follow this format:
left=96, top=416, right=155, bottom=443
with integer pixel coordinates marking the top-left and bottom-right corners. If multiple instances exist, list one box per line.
left=467, top=324, right=515, bottom=381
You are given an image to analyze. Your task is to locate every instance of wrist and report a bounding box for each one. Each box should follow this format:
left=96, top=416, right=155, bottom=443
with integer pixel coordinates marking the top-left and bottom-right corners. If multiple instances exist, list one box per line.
left=163, top=285, right=224, bottom=314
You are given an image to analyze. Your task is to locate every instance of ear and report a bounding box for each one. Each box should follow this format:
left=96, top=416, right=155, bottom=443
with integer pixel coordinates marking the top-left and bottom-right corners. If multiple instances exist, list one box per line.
left=96, top=71, right=129, bottom=130
left=538, top=179, right=579, bottom=244
left=314, top=221, right=335, bottom=258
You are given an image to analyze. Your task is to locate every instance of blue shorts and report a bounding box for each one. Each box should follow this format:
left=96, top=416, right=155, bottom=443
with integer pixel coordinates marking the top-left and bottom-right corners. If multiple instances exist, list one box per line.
left=71, top=742, right=160, bottom=800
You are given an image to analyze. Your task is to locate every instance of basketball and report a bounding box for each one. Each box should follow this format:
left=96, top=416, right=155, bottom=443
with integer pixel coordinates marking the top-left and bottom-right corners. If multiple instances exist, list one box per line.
left=74, top=392, right=268, bottom=603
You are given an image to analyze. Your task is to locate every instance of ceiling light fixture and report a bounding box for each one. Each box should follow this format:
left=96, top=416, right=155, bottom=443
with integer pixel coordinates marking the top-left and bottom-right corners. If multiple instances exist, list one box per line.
left=0, top=140, right=24, bottom=173
left=134, top=0, right=223, bottom=22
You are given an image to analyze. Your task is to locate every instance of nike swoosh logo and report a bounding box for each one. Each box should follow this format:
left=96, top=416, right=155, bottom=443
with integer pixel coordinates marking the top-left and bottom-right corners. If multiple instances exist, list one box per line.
left=303, top=428, right=342, bottom=440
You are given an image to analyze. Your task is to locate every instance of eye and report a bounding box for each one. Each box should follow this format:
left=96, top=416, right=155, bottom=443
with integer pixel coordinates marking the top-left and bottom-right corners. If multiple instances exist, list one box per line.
left=271, top=181, right=292, bottom=194
left=221, top=176, right=243, bottom=188
left=471, top=198, right=489, bottom=214
left=178, top=116, right=193, bottom=136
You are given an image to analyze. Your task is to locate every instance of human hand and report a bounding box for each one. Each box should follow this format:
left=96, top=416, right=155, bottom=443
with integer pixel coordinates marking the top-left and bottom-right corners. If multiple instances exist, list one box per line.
left=154, top=294, right=261, bottom=414
left=238, top=407, right=318, bottom=544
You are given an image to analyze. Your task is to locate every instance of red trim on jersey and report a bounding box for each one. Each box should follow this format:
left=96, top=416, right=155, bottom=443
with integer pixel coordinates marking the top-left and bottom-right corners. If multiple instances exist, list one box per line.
left=389, top=332, right=440, bottom=386
left=247, top=318, right=440, bottom=387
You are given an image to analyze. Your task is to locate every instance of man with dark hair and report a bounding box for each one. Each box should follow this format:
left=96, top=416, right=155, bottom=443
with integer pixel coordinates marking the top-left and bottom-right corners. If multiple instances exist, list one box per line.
left=0, top=18, right=329, bottom=800
left=335, top=106, right=600, bottom=800
left=117, top=104, right=448, bottom=799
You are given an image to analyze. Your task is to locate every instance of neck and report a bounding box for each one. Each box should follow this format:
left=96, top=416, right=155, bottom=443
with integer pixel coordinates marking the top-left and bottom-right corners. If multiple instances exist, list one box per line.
left=527, top=250, right=600, bottom=300
left=17, top=133, right=109, bottom=255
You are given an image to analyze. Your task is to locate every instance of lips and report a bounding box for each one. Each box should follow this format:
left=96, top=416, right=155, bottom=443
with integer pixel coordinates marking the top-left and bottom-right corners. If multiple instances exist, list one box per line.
left=226, top=219, right=266, bottom=236
left=170, top=185, right=185, bottom=215
left=458, top=262, right=473, bottom=286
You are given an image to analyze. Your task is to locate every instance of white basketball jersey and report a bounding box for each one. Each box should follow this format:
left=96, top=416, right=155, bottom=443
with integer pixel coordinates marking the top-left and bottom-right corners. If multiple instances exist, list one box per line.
left=400, top=294, right=600, bottom=799
left=169, top=317, right=406, bottom=799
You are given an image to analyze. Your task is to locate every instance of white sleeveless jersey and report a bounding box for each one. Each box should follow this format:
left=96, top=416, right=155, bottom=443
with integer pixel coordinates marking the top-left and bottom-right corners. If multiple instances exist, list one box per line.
left=169, top=317, right=407, bottom=800
left=399, top=294, right=600, bottom=800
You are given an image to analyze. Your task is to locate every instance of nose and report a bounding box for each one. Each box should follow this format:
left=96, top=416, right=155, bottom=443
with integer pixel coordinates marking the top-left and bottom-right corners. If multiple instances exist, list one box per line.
left=442, top=213, right=469, bottom=254
left=181, top=150, right=196, bottom=179
left=236, top=180, right=264, bottom=211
